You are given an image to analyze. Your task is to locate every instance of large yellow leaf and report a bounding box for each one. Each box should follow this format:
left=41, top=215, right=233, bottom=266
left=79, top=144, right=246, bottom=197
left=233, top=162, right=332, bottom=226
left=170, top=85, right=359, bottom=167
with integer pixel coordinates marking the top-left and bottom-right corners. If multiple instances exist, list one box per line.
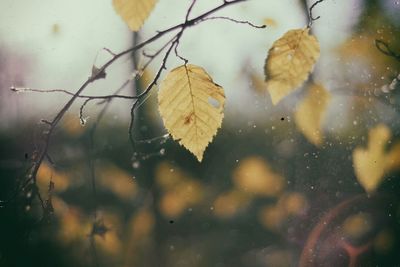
left=158, top=64, right=225, bottom=161
left=294, top=83, right=331, bottom=146
left=264, top=28, right=320, bottom=105
left=113, top=0, right=157, bottom=31
left=353, top=124, right=400, bottom=193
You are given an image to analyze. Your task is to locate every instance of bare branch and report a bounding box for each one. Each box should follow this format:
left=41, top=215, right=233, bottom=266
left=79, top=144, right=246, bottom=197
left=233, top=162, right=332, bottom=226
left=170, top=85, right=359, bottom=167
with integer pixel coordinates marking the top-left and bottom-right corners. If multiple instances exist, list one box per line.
left=198, top=16, right=266, bottom=29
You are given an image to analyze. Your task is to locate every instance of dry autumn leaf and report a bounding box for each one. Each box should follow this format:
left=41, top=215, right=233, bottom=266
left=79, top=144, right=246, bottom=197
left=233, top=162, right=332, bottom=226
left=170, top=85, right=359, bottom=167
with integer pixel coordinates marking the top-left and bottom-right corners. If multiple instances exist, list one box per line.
left=113, top=0, right=157, bottom=31
left=294, top=83, right=331, bottom=146
left=353, top=124, right=400, bottom=193
left=158, top=64, right=225, bottom=161
left=264, top=28, right=320, bottom=105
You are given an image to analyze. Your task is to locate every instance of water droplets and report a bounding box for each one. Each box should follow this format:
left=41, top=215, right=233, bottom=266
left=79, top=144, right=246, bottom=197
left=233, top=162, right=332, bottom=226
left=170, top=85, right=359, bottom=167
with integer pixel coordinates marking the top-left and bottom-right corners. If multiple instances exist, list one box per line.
left=159, top=148, right=166, bottom=155
left=132, top=161, right=140, bottom=169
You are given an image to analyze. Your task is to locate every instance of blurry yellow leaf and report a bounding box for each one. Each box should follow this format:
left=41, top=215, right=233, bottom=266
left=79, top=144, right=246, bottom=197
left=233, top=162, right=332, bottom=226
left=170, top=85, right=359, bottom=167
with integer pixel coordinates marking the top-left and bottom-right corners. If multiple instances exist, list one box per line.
left=294, top=83, right=331, bottom=146
left=92, top=212, right=123, bottom=255
left=155, top=161, right=185, bottom=190
left=37, top=163, right=70, bottom=198
left=97, top=162, right=137, bottom=200
left=374, top=229, right=395, bottom=253
left=263, top=18, right=277, bottom=28
left=213, top=190, right=251, bottom=219
left=62, top=114, right=85, bottom=136
left=159, top=180, right=203, bottom=218
left=124, top=209, right=155, bottom=266
left=158, top=64, right=225, bottom=161
left=259, top=205, right=286, bottom=231
left=385, top=143, right=400, bottom=171
left=279, top=192, right=308, bottom=216
left=113, top=0, right=157, bottom=31
left=259, top=192, right=308, bottom=231
left=160, top=192, right=187, bottom=218
left=338, top=30, right=397, bottom=92
left=51, top=23, right=61, bottom=35
left=57, top=205, right=91, bottom=243
left=233, top=157, right=285, bottom=197
left=264, top=28, right=320, bottom=105
left=342, top=212, right=373, bottom=240
left=353, top=124, right=400, bottom=193
left=263, top=249, right=293, bottom=267
left=130, top=209, right=155, bottom=239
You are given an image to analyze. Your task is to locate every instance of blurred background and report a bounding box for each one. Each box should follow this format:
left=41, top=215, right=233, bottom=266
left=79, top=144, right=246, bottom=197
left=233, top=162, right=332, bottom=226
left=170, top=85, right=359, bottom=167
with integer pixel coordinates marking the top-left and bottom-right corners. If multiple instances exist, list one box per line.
left=1, top=0, right=400, bottom=266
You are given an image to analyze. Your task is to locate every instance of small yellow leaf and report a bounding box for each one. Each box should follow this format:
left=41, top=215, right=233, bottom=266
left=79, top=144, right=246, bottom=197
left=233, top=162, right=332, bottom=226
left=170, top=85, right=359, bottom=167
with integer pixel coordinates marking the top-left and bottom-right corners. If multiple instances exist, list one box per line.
left=294, top=83, right=331, bottom=146
left=113, top=0, right=157, bottom=31
left=353, top=124, right=400, bottom=193
left=264, top=28, right=320, bottom=105
left=158, top=64, right=225, bottom=161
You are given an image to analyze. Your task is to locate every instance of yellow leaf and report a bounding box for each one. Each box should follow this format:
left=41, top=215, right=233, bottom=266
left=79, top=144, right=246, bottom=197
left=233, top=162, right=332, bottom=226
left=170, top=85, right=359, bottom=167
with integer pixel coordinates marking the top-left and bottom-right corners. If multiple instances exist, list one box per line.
left=158, top=64, right=225, bottom=161
left=353, top=124, right=400, bottom=193
left=294, top=83, right=331, bottom=146
left=113, top=0, right=157, bottom=31
left=264, top=28, right=320, bottom=105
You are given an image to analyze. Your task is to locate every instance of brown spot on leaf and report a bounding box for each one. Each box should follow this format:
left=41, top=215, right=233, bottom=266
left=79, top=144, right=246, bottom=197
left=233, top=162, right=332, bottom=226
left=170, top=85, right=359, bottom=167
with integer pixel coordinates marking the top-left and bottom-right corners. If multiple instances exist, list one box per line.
left=184, top=112, right=194, bottom=125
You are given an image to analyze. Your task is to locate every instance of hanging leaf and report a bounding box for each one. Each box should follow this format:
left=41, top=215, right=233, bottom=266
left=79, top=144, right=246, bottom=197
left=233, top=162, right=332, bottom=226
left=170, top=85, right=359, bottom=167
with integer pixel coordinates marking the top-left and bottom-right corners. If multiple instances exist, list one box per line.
left=113, top=0, right=157, bottom=31
left=353, top=124, right=400, bottom=193
left=158, top=64, right=225, bottom=161
left=294, top=83, right=331, bottom=146
left=264, top=28, right=320, bottom=105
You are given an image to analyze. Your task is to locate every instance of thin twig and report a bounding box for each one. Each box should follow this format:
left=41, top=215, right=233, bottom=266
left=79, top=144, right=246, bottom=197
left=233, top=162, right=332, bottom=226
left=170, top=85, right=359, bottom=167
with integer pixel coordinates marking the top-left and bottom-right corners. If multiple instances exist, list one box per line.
left=308, top=0, right=326, bottom=27
left=198, top=16, right=266, bottom=29
left=11, top=87, right=137, bottom=100
left=128, top=39, right=177, bottom=147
